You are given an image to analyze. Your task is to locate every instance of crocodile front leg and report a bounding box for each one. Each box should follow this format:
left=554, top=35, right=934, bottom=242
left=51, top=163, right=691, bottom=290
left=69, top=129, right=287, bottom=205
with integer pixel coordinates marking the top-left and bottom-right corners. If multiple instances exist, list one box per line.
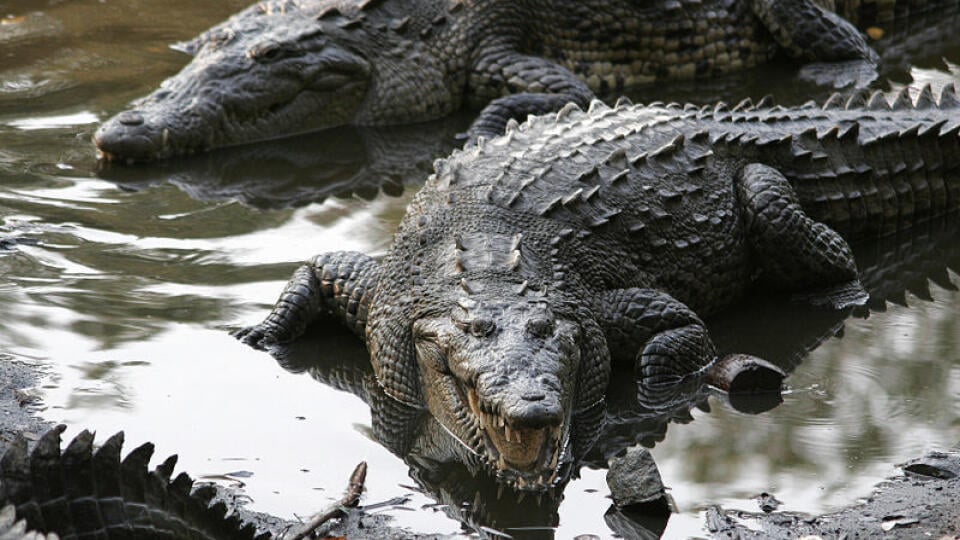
left=467, top=51, right=594, bottom=140
left=738, top=163, right=867, bottom=308
left=595, top=288, right=718, bottom=405
left=235, top=251, right=379, bottom=349
left=750, top=0, right=879, bottom=64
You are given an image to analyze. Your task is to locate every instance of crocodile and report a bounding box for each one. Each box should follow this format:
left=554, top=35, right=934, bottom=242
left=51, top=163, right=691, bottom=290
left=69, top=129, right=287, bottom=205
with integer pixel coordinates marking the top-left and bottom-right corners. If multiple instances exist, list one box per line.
left=90, top=0, right=953, bottom=162
left=0, top=426, right=271, bottom=540
left=235, top=84, right=960, bottom=491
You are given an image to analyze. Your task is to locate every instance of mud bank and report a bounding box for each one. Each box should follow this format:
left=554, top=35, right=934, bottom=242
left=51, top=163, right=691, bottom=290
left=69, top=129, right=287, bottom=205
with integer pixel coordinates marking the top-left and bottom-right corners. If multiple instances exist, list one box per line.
left=707, top=450, right=960, bottom=539
left=0, top=355, right=52, bottom=456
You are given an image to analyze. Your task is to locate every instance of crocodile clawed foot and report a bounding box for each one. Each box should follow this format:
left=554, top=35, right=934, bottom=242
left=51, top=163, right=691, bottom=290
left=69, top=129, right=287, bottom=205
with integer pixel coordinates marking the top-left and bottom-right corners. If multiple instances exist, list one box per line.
left=232, top=324, right=280, bottom=350
left=792, top=279, right=869, bottom=311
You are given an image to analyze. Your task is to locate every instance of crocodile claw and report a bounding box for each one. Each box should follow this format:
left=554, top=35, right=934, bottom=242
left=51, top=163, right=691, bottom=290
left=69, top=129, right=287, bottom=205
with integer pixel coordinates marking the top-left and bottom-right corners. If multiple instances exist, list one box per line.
left=232, top=324, right=280, bottom=350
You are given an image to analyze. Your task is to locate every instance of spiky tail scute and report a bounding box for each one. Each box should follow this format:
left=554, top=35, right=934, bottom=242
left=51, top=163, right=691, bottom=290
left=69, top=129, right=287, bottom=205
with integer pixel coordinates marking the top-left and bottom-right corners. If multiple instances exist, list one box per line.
left=699, top=84, right=960, bottom=238
left=0, top=426, right=269, bottom=540
left=0, top=504, right=57, bottom=540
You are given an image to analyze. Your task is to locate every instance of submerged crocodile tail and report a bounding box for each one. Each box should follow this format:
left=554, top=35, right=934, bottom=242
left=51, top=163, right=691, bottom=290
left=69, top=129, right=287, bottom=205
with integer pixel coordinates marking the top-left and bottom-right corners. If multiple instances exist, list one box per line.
left=725, top=84, right=960, bottom=238
left=0, top=426, right=270, bottom=540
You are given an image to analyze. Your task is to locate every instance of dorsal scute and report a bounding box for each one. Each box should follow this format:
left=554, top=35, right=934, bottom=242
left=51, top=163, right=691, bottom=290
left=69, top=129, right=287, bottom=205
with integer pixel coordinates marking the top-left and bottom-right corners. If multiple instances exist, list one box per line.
left=358, top=0, right=385, bottom=11
left=587, top=99, right=610, bottom=115
left=732, top=97, right=754, bottom=112
left=940, top=84, right=960, bottom=108
left=606, top=147, right=629, bottom=169
left=915, top=84, right=937, bottom=109
left=614, top=96, right=634, bottom=109
left=454, top=232, right=528, bottom=275
left=649, top=134, right=686, bottom=160
left=556, top=102, right=583, bottom=122
left=844, top=90, right=869, bottom=110
left=892, top=87, right=913, bottom=110
left=866, top=91, right=891, bottom=111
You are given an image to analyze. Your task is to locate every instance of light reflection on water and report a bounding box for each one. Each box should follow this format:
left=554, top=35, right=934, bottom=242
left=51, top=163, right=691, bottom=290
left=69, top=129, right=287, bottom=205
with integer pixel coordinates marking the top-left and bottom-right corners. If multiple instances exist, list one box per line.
left=0, top=1, right=958, bottom=538
left=7, top=112, right=100, bottom=131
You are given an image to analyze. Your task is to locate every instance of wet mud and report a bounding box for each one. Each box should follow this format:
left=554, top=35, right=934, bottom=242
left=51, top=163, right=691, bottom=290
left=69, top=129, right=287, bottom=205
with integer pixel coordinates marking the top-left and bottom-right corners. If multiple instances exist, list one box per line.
left=707, top=449, right=960, bottom=539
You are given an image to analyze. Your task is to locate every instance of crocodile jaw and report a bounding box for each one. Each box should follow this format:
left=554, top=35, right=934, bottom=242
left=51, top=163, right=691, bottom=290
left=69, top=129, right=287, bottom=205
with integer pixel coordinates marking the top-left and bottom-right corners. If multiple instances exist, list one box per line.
left=94, top=12, right=371, bottom=162
left=466, top=387, right=565, bottom=490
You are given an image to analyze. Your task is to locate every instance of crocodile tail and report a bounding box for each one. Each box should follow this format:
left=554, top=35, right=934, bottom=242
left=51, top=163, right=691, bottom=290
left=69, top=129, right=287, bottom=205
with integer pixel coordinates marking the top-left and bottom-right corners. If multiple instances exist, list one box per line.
left=719, top=84, right=960, bottom=238
left=0, top=426, right=270, bottom=540
left=0, top=503, right=56, bottom=539
left=806, top=85, right=960, bottom=238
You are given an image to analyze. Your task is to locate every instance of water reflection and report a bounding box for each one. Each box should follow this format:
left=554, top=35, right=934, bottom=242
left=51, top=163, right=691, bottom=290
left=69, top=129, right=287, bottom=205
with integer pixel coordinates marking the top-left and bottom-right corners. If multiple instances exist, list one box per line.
left=96, top=117, right=468, bottom=209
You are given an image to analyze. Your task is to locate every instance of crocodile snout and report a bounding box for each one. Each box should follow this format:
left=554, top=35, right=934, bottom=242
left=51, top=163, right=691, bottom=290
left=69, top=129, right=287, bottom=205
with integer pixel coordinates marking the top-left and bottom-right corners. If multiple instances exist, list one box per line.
left=478, top=373, right=565, bottom=430
left=94, top=110, right=170, bottom=162
left=505, top=390, right=563, bottom=430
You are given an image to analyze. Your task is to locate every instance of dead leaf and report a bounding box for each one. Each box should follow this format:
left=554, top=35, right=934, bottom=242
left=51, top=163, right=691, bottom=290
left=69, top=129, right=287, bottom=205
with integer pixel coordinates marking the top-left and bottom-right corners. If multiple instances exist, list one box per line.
left=881, top=515, right=919, bottom=531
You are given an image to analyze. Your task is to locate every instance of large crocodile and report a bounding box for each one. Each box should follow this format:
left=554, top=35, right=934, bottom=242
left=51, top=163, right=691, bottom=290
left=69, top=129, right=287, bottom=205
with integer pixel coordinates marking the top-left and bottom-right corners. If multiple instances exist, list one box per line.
left=235, top=85, right=960, bottom=491
left=91, top=0, right=955, bottom=162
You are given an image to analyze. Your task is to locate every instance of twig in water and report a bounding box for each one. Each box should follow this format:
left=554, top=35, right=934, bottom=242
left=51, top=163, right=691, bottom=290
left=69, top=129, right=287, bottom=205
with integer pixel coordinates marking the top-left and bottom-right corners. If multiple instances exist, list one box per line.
left=283, top=461, right=368, bottom=540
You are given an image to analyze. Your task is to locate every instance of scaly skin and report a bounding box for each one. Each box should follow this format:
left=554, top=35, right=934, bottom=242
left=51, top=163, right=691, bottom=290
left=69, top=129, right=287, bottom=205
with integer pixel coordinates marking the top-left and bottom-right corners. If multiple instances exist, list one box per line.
left=237, top=85, right=960, bottom=490
left=91, top=0, right=957, bottom=162
left=0, top=426, right=269, bottom=540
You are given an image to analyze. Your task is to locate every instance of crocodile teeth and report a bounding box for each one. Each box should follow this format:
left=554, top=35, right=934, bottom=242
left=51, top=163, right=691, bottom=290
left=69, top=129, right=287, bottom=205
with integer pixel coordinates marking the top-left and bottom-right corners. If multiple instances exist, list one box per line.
left=505, top=424, right=513, bottom=443
left=549, top=430, right=561, bottom=472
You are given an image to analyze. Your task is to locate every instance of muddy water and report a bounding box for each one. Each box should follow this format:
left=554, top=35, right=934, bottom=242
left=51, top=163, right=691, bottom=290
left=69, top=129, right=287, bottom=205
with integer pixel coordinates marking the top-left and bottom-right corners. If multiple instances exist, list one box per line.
left=1, top=1, right=959, bottom=538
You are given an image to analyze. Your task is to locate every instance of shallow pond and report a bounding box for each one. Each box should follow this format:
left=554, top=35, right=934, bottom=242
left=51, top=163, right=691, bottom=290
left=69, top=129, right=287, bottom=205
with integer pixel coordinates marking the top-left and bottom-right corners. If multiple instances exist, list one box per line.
left=1, top=1, right=959, bottom=537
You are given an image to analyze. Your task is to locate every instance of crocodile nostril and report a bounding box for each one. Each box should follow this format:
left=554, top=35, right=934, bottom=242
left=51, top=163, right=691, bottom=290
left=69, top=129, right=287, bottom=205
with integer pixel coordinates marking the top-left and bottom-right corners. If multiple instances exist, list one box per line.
left=521, top=392, right=546, bottom=402
left=508, top=399, right=562, bottom=429
left=117, top=111, right=145, bottom=126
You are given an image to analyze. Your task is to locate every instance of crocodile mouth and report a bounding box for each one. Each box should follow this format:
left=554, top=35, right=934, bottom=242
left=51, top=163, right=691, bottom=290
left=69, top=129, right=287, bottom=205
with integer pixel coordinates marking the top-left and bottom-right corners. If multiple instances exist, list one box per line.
left=465, top=387, right=563, bottom=490
left=94, top=77, right=368, bottom=163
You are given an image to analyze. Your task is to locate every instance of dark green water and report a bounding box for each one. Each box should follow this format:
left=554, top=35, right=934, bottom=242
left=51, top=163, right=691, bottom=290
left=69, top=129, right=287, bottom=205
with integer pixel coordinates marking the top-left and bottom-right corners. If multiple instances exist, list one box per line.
left=1, top=1, right=959, bottom=537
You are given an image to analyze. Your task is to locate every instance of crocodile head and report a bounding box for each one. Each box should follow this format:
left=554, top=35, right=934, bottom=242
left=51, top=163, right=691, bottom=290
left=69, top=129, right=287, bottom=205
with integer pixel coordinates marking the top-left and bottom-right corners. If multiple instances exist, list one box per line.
left=411, top=296, right=602, bottom=490
left=94, top=3, right=373, bottom=162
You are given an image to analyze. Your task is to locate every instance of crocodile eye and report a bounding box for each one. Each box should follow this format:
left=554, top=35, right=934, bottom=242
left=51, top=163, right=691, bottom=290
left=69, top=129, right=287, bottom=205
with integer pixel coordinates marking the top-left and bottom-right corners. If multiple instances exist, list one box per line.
left=207, top=29, right=234, bottom=48
left=247, top=41, right=290, bottom=63
left=526, top=317, right=555, bottom=339
left=468, top=319, right=495, bottom=338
